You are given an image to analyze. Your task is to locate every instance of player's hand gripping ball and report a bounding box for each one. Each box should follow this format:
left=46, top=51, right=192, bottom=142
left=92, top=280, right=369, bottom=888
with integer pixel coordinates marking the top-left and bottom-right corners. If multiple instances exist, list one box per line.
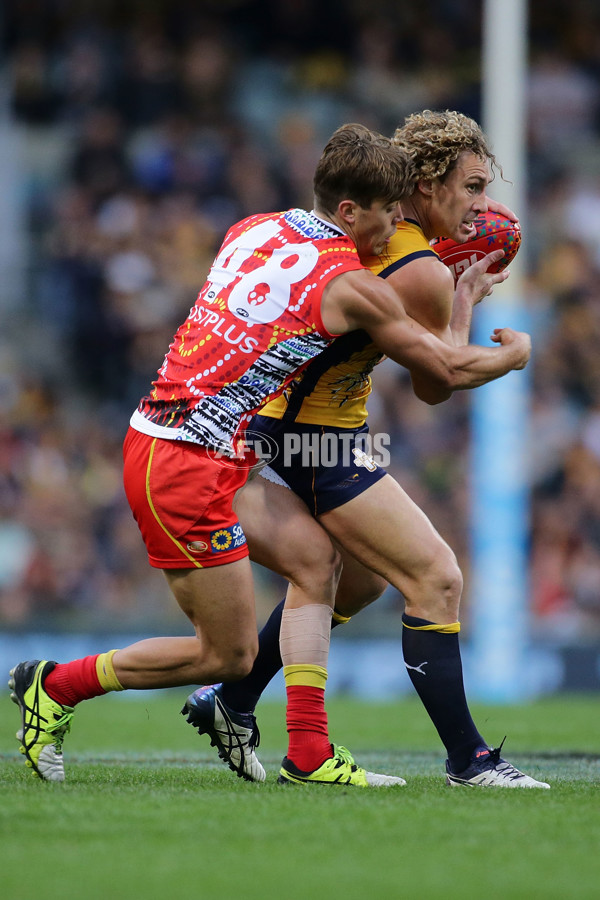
left=431, top=211, right=521, bottom=285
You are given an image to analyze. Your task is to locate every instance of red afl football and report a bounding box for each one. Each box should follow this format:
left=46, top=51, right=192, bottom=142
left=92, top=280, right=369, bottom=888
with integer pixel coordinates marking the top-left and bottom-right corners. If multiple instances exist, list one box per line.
left=431, top=211, right=521, bottom=285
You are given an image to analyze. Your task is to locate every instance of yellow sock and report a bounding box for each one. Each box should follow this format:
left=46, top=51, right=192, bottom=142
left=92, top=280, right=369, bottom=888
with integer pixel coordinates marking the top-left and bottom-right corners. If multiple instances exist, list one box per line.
left=283, top=664, right=328, bottom=690
left=96, top=649, right=125, bottom=692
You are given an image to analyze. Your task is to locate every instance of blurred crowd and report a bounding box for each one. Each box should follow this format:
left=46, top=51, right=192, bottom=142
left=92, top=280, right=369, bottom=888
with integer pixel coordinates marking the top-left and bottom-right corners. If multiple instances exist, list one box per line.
left=1, top=0, right=600, bottom=639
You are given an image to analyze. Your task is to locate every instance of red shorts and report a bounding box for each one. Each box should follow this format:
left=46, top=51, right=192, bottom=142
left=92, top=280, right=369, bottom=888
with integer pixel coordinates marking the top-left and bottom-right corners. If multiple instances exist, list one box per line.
left=123, top=427, right=250, bottom=568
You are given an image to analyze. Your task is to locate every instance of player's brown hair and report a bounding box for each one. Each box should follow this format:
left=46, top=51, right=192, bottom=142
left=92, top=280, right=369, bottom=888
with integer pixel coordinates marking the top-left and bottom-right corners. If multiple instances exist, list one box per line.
left=313, top=123, right=413, bottom=216
left=392, top=109, right=500, bottom=185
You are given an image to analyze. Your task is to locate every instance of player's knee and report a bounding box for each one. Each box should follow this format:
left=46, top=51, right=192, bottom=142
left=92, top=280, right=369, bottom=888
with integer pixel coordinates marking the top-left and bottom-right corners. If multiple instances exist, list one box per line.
left=432, top=553, right=463, bottom=608
left=312, top=537, right=341, bottom=579
left=422, top=537, right=461, bottom=588
left=228, top=636, right=258, bottom=680
left=288, top=538, right=342, bottom=592
left=221, top=651, right=255, bottom=681
left=200, top=638, right=258, bottom=682
left=441, top=554, right=463, bottom=600
left=410, top=547, right=463, bottom=620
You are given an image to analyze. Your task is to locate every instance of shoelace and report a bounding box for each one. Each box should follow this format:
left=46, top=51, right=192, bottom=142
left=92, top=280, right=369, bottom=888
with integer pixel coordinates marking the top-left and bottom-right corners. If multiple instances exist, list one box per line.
left=46, top=710, right=74, bottom=748
left=230, top=706, right=261, bottom=749
left=24, top=683, right=73, bottom=748
left=47, top=710, right=73, bottom=735
left=493, top=760, right=527, bottom=781
left=247, top=721, right=260, bottom=750
left=482, top=737, right=527, bottom=780
left=486, top=736, right=507, bottom=767
left=332, top=745, right=358, bottom=772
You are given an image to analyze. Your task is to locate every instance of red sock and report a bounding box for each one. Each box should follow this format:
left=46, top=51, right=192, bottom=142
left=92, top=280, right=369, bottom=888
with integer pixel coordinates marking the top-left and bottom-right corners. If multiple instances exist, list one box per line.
left=286, top=684, right=332, bottom=772
left=44, top=656, right=106, bottom=707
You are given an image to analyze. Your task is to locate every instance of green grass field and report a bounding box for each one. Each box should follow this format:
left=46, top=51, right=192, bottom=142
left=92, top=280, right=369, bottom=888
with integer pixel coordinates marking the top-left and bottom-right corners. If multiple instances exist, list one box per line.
left=1, top=692, right=599, bottom=900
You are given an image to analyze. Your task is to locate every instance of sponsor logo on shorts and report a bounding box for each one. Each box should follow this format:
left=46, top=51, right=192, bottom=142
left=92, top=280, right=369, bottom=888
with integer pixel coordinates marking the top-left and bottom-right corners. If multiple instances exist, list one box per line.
left=352, top=447, right=378, bottom=472
left=187, top=541, right=208, bottom=554
left=210, top=524, right=247, bottom=552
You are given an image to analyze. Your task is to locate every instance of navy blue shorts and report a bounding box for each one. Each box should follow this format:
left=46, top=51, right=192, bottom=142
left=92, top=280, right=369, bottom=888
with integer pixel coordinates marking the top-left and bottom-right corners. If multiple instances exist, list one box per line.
left=250, top=414, right=388, bottom=517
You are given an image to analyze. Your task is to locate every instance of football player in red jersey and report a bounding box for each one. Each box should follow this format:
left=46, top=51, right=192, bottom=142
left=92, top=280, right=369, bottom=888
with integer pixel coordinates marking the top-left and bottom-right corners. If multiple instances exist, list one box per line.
left=9, top=122, right=531, bottom=785
left=183, top=111, right=549, bottom=789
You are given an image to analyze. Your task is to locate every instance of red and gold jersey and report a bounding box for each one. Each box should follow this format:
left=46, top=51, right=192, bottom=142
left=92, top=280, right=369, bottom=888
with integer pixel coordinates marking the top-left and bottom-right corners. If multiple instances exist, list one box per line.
left=131, top=209, right=364, bottom=453
left=259, top=218, right=440, bottom=427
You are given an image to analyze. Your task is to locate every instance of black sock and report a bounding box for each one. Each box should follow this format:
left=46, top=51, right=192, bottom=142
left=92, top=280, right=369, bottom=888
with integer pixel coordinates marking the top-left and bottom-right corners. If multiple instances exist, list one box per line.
left=221, top=598, right=341, bottom=713
left=221, top=598, right=286, bottom=713
left=402, top=613, right=486, bottom=772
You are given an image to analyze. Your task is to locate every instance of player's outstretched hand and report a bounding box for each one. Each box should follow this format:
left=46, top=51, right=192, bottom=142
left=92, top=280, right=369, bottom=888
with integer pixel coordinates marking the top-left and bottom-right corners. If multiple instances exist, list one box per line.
left=490, top=327, right=531, bottom=369
left=455, top=248, right=509, bottom=306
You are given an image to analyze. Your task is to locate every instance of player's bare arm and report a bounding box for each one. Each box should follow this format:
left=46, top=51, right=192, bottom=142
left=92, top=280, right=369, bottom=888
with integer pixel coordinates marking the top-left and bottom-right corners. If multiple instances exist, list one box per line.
left=384, top=255, right=459, bottom=403
left=372, top=315, right=530, bottom=400
left=389, top=230, right=515, bottom=401
left=386, top=256, right=455, bottom=341
left=384, top=246, right=509, bottom=347
left=321, top=268, right=531, bottom=403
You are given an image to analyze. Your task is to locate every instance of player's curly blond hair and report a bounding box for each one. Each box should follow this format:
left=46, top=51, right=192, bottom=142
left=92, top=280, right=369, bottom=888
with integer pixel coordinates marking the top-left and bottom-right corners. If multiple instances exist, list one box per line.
left=392, top=110, right=500, bottom=185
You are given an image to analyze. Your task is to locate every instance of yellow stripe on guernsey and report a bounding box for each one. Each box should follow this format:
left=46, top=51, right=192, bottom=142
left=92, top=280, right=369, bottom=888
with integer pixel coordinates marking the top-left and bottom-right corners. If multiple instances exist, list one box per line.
left=96, top=649, right=125, bottom=692
left=283, top=664, right=328, bottom=689
left=402, top=621, right=461, bottom=634
left=259, top=220, right=438, bottom=427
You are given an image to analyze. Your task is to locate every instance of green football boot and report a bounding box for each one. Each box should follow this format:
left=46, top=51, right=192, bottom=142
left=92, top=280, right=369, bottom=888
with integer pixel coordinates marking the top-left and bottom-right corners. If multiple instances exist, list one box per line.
left=9, top=660, right=74, bottom=782
left=278, top=744, right=406, bottom=787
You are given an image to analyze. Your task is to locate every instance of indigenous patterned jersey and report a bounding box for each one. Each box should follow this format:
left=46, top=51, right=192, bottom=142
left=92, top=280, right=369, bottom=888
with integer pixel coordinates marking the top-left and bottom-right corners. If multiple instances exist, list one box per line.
left=259, top=218, right=440, bottom=427
left=131, top=209, right=364, bottom=453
